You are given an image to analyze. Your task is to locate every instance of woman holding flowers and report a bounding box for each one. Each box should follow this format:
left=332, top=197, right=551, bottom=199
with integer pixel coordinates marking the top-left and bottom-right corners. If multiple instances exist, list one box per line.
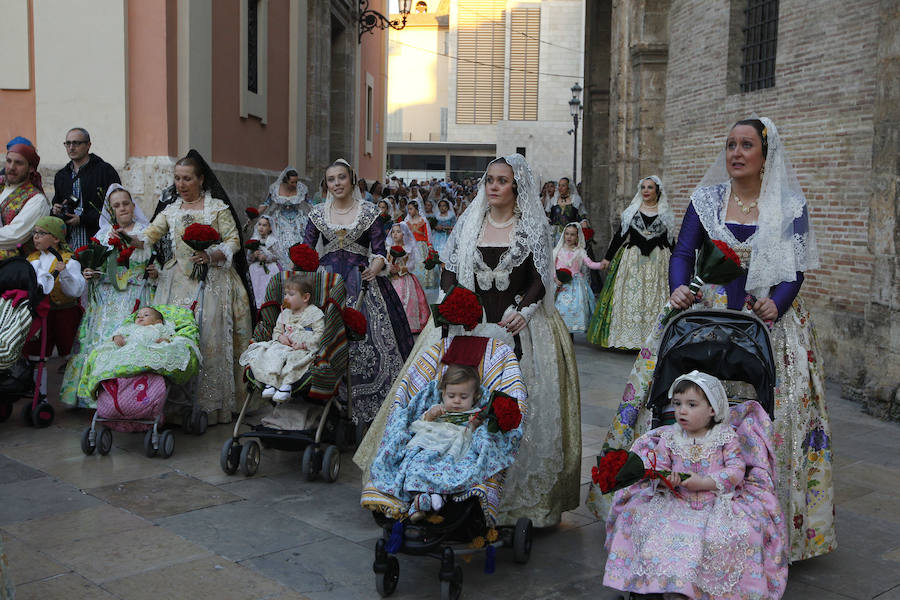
left=585, top=176, right=674, bottom=349
left=404, top=200, right=438, bottom=293
left=132, top=153, right=253, bottom=425
left=356, top=154, right=581, bottom=528
left=258, top=167, right=311, bottom=266
left=303, top=159, right=413, bottom=425
left=597, top=117, right=834, bottom=561
left=60, top=184, right=156, bottom=408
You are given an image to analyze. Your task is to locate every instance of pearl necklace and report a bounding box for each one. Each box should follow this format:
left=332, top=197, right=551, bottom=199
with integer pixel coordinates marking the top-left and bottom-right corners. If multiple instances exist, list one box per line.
left=732, top=191, right=758, bottom=215
left=485, top=211, right=517, bottom=229
left=331, top=201, right=356, bottom=215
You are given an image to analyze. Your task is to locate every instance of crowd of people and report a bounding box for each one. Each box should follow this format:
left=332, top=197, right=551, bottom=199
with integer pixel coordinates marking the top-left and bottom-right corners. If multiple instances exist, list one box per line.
left=0, top=114, right=835, bottom=599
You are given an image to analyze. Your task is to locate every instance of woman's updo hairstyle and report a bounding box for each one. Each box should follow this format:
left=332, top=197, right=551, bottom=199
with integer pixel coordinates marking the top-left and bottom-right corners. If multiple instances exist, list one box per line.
left=731, top=118, right=769, bottom=159
left=326, top=159, right=357, bottom=186
left=282, top=169, right=299, bottom=183
left=487, top=157, right=518, bottom=197
left=174, top=156, right=209, bottom=190
left=643, top=177, right=661, bottom=201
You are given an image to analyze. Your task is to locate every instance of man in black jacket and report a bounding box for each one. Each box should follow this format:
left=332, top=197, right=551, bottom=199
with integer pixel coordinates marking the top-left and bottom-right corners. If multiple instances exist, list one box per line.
left=51, top=127, right=121, bottom=248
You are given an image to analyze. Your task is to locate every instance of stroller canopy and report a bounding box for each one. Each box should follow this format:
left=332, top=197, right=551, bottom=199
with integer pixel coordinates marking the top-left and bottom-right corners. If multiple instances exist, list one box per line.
left=647, top=309, right=776, bottom=419
left=0, top=256, right=42, bottom=315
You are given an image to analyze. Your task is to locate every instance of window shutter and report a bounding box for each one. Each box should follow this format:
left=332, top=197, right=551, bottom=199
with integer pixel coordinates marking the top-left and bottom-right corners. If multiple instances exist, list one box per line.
left=456, top=0, right=506, bottom=124
left=508, top=7, right=540, bottom=121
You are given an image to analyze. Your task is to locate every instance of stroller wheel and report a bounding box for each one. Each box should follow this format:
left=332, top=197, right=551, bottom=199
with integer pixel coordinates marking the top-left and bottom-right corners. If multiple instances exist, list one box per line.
left=81, top=427, right=96, bottom=455
left=0, top=402, right=12, bottom=422
left=193, top=411, right=208, bottom=435
left=321, top=445, right=341, bottom=483
left=439, top=566, right=462, bottom=600
left=239, top=440, right=261, bottom=476
left=32, top=401, right=54, bottom=428
left=144, top=430, right=158, bottom=457
left=159, top=430, right=175, bottom=458
left=301, top=445, right=318, bottom=481
left=375, top=555, right=399, bottom=597
left=220, top=438, right=241, bottom=474
left=97, top=427, right=113, bottom=455
left=512, top=517, right=533, bottom=564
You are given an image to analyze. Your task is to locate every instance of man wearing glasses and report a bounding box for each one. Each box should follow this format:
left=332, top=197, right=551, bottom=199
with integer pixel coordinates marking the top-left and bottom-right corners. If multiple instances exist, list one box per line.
left=0, top=142, right=50, bottom=259
left=51, top=127, right=120, bottom=249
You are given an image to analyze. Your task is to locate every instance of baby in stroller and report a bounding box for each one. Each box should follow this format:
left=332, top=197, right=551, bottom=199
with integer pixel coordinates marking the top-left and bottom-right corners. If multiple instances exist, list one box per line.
left=371, top=362, right=522, bottom=522
left=112, top=307, right=172, bottom=346
left=602, top=370, right=788, bottom=600
left=239, top=273, right=325, bottom=402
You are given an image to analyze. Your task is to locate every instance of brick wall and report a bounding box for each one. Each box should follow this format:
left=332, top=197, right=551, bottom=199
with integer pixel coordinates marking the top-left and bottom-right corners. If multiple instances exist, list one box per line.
left=662, top=0, right=880, bottom=385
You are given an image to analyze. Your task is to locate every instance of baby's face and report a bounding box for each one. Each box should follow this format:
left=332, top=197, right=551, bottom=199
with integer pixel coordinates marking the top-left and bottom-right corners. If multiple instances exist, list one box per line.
left=135, top=308, right=162, bottom=326
left=442, top=381, right=477, bottom=412
left=672, top=389, right=715, bottom=435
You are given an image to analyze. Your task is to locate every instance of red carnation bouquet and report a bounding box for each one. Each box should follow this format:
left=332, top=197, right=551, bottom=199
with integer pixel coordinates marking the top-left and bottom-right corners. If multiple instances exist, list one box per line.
left=592, top=445, right=691, bottom=496
left=182, top=223, right=221, bottom=281
left=245, top=239, right=269, bottom=273
left=289, top=243, right=319, bottom=272
left=389, top=245, right=407, bottom=259
left=75, top=238, right=113, bottom=302
left=582, top=226, right=595, bottom=242
left=245, top=207, right=260, bottom=220
left=660, top=238, right=746, bottom=325
left=423, top=246, right=441, bottom=270
left=556, top=268, right=573, bottom=284
left=431, top=285, right=483, bottom=331
left=108, top=232, right=138, bottom=268
left=116, top=246, right=135, bottom=267
left=440, top=390, right=523, bottom=433
left=342, top=306, right=367, bottom=341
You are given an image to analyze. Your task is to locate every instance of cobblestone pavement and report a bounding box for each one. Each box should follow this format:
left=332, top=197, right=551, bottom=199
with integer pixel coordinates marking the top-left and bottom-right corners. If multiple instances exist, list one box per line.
left=1, top=336, right=898, bottom=599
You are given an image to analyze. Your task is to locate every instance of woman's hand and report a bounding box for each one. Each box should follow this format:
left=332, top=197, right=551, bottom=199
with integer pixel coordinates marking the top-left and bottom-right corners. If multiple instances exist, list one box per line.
left=669, top=285, right=695, bottom=309
left=146, top=264, right=159, bottom=279
left=362, top=257, right=385, bottom=281
left=110, top=229, right=144, bottom=249
left=752, top=297, right=778, bottom=322
left=598, top=259, right=610, bottom=271
left=499, top=311, right=527, bottom=336
left=190, top=251, right=209, bottom=265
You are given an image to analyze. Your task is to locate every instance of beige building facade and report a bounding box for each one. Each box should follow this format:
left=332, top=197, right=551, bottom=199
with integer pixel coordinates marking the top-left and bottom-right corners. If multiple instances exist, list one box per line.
left=582, top=0, right=900, bottom=420
left=1, top=0, right=385, bottom=215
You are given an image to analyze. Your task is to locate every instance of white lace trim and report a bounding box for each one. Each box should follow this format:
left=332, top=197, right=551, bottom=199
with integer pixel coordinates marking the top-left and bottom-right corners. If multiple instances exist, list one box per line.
left=210, top=241, right=234, bottom=269
left=620, top=176, right=675, bottom=243
left=661, top=423, right=736, bottom=462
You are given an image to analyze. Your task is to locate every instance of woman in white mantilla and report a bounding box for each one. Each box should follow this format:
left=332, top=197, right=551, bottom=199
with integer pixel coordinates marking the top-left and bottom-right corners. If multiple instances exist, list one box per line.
left=356, top=154, right=581, bottom=528
left=586, top=175, right=674, bottom=349
left=260, top=166, right=312, bottom=267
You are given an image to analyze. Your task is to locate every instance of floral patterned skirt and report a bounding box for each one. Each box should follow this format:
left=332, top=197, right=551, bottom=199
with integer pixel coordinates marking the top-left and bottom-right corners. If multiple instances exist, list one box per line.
left=588, top=288, right=835, bottom=561
left=555, top=273, right=596, bottom=333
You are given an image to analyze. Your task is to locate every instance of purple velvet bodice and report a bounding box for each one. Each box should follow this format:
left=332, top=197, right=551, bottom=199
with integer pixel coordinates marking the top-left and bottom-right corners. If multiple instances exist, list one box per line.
left=670, top=203, right=803, bottom=319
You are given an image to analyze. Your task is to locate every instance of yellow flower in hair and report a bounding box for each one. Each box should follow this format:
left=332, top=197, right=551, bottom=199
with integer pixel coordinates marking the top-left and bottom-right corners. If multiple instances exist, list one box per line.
left=762, top=126, right=768, bottom=138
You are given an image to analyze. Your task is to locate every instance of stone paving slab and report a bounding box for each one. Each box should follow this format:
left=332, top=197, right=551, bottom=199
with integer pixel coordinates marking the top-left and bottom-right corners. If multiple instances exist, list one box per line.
left=0, top=476, right=99, bottom=525
left=0, top=455, right=43, bottom=485
left=0, top=531, right=68, bottom=587
left=2, top=504, right=147, bottom=548
left=14, top=572, right=119, bottom=600
left=88, top=471, right=241, bottom=520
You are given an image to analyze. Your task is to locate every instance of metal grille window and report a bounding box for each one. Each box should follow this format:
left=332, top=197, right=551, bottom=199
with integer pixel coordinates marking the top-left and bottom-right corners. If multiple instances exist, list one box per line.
left=247, top=0, right=258, bottom=94
left=508, top=7, right=540, bottom=121
left=456, top=0, right=505, bottom=124
left=740, top=0, right=778, bottom=92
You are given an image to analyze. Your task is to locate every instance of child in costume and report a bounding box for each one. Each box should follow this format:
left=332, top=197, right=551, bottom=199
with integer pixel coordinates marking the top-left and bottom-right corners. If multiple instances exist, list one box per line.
left=247, top=215, right=282, bottom=308
left=603, top=370, right=788, bottom=600
left=387, top=222, right=429, bottom=333
left=239, top=273, right=325, bottom=401
left=553, top=222, right=605, bottom=333
left=25, top=216, right=86, bottom=399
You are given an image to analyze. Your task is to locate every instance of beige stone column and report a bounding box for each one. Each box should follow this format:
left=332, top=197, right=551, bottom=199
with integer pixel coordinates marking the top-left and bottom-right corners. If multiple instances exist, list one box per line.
left=176, top=0, right=212, bottom=158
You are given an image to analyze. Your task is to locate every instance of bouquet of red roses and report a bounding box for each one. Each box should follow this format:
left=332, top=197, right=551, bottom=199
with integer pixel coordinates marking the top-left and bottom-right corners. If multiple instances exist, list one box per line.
left=389, top=245, right=407, bottom=259
left=245, top=207, right=260, bottom=220
left=289, top=243, right=319, bottom=272
left=116, top=246, right=135, bottom=267
left=439, top=390, right=523, bottom=433
left=556, top=268, right=573, bottom=284
left=182, top=223, right=221, bottom=281
left=342, top=307, right=367, bottom=341
left=582, top=226, right=595, bottom=242
left=592, top=445, right=690, bottom=495
left=423, top=246, right=441, bottom=270
left=660, top=238, right=746, bottom=325
left=431, top=285, right=483, bottom=331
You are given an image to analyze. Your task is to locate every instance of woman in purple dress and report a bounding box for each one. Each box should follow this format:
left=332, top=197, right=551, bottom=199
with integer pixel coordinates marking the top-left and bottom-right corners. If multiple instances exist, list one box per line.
left=304, top=159, right=413, bottom=424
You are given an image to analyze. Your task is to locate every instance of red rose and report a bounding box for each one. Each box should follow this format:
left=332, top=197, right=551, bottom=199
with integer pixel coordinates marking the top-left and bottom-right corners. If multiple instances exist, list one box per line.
left=245, top=207, right=260, bottom=219
left=492, top=395, right=522, bottom=431
left=436, top=286, right=482, bottom=331
left=245, top=239, right=261, bottom=252
left=342, top=307, right=367, bottom=340
left=289, top=243, right=319, bottom=272
left=89, top=237, right=101, bottom=245
left=116, top=246, right=135, bottom=266
left=556, top=268, right=573, bottom=283
left=108, top=236, right=125, bottom=251
left=712, top=239, right=741, bottom=266
left=582, top=227, right=595, bottom=241
left=389, top=245, right=407, bottom=259
left=183, top=223, right=221, bottom=243
left=74, top=245, right=89, bottom=256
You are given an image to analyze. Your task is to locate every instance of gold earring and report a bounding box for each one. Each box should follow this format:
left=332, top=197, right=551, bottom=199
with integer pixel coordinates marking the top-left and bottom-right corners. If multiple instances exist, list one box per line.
left=759, top=164, right=766, bottom=180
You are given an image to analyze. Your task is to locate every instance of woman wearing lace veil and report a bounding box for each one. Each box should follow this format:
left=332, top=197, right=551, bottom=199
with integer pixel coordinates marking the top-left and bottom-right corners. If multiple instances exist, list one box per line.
left=585, top=176, right=674, bottom=349
left=593, top=118, right=834, bottom=561
left=135, top=151, right=254, bottom=425
left=60, top=184, right=156, bottom=408
left=303, top=159, right=413, bottom=424
left=355, top=154, right=581, bottom=528
left=260, top=166, right=312, bottom=266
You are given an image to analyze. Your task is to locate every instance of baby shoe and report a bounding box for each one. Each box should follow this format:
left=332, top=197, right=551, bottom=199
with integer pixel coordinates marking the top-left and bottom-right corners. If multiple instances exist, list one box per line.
left=430, top=494, right=444, bottom=512
left=272, top=387, right=292, bottom=402
left=262, top=385, right=276, bottom=398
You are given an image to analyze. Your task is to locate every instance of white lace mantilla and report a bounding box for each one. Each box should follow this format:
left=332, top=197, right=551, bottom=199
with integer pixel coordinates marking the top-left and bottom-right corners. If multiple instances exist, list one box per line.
left=660, top=423, right=736, bottom=463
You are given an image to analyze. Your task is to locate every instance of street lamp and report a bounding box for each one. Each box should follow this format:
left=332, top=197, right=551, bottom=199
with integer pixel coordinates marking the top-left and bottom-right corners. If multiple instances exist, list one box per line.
left=568, top=82, right=583, bottom=185
left=359, top=0, right=412, bottom=42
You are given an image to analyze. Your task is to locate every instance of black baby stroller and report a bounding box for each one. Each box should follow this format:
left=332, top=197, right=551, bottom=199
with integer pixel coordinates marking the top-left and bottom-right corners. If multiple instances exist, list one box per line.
left=362, top=336, right=533, bottom=600
left=220, top=268, right=353, bottom=480
left=646, top=308, right=777, bottom=425
left=0, top=256, right=54, bottom=427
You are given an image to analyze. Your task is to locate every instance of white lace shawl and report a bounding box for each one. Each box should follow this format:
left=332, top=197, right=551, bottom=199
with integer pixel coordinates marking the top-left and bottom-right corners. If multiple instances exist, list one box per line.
left=97, top=183, right=150, bottom=250
left=692, top=117, right=819, bottom=298
left=440, top=153, right=556, bottom=311
left=552, top=221, right=588, bottom=265
left=620, top=175, right=675, bottom=243
left=267, top=166, right=309, bottom=206
left=388, top=221, right=420, bottom=265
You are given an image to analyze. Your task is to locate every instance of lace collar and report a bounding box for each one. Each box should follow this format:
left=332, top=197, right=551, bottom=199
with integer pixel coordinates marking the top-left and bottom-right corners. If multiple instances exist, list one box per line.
left=661, top=422, right=735, bottom=462
left=692, top=182, right=756, bottom=264
left=629, top=211, right=668, bottom=242
left=163, top=194, right=227, bottom=227
left=308, top=200, right=379, bottom=256
left=472, top=219, right=532, bottom=292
